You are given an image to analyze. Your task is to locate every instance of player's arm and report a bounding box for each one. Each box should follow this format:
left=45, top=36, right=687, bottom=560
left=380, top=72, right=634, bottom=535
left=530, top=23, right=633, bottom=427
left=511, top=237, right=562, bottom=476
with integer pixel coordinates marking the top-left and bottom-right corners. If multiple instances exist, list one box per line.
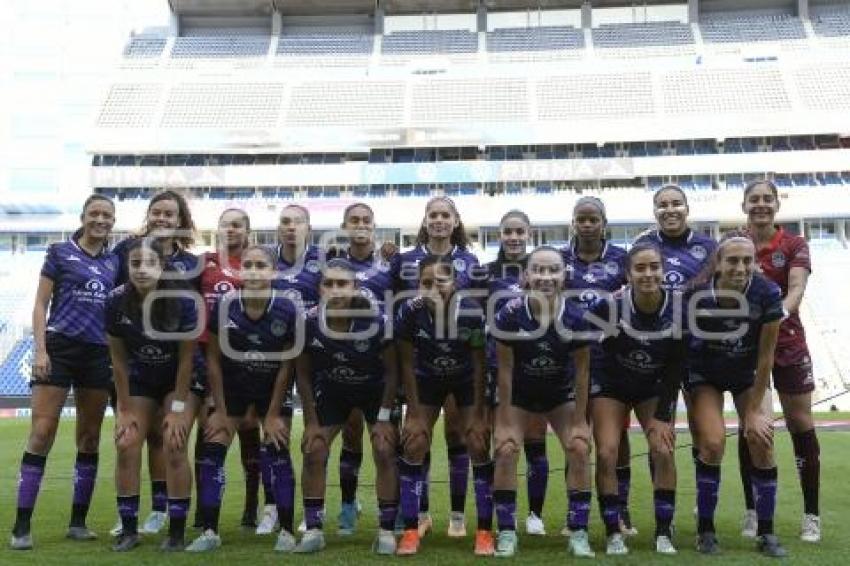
left=655, top=339, right=686, bottom=423
left=205, top=335, right=227, bottom=415
left=380, top=343, right=399, bottom=411
left=265, top=356, right=293, bottom=449
left=783, top=266, right=809, bottom=315
left=397, top=340, right=419, bottom=415
left=30, top=276, right=54, bottom=380
left=172, top=340, right=195, bottom=405
left=750, top=319, right=780, bottom=412
left=571, top=345, right=591, bottom=425
left=295, top=353, right=318, bottom=426
left=495, top=342, right=514, bottom=417
left=108, top=335, right=132, bottom=412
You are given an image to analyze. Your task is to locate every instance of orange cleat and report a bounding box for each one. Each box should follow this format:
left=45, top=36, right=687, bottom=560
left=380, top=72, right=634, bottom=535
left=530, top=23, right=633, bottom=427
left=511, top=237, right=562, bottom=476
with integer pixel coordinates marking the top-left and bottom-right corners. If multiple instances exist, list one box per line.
left=474, top=529, right=495, bottom=557
left=396, top=529, right=420, bottom=556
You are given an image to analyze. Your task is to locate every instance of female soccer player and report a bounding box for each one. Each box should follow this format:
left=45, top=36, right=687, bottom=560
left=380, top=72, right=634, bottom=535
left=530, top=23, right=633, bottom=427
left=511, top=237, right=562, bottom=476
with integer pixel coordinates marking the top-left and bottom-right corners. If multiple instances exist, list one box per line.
left=108, top=240, right=202, bottom=552
left=197, top=208, right=270, bottom=530
left=186, top=245, right=298, bottom=553
left=685, top=233, right=787, bottom=557
left=742, top=179, right=821, bottom=543
left=294, top=259, right=399, bottom=555
left=11, top=194, right=117, bottom=550
left=482, top=210, right=552, bottom=536
left=589, top=243, right=683, bottom=556
left=397, top=196, right=480, bottom=538
left=395, top=255, right=492, bottom=556
left=330, top=202, right=400, bottom=535
left=562, top=197, right=630, bottom=535
left=491, top=246, right=593, bottom=558
left=112, top=189, right=199, bottom=536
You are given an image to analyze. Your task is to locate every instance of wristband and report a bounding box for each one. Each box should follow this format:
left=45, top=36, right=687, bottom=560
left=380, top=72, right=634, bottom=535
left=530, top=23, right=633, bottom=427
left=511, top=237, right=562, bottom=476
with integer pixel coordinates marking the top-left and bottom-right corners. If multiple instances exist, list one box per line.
left=377, top=407, right=392, bottom=422
left=170, top=400, right=186, bottom=414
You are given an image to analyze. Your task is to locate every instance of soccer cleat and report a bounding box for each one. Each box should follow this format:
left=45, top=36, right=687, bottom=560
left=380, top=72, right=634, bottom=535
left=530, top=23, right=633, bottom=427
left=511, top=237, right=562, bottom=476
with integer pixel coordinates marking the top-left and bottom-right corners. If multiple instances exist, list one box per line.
left=396, top=528, right=420, bottom=556
left=474, top=530, right=495, bottom=556
left=338, top=502, right=359, bottom=535
left=757, top=534, right=788, bottom=558
left=447, top=512, right=467, bottom=538
left=619, top=507, right=638, bottom=536
left=294, top=528, right=326, bottom=553
left=606, top=532, right=629, bottom=555
left=9, top=533, right=33, bottom=550
left=494, top=530, right=518, bottom=558
left=66, top=526, right=97, bottom=541
left=801, top=514, right=821, bottom=543
left=274, top=529, right=296, bottom=553
left=160, top=536, right=185, bottom=552
left=741, top=509, right=758, bottom=539
left=656, top=535, right=677, bottom=555
left=696, top=532, right=721, bottom=555
left=568, top=530, right=596, bottom=558
left=255, top=504, right=279, bottom=535
left=417, top=513, right=433, bottom=538
left=560, top=524, right=572, bottom=537
left=185, top=529, right=222, bottom=553
left=525, top=512, right=546, bottom=536
left=140, top=511, right=168, bottom=534
left=373, top=529, right=397, bottom=555
left=109, top=518, right=123, bottom=537
left=240, top=507, right=258, bottom=528
left=111, top=532, right=140, bottom=552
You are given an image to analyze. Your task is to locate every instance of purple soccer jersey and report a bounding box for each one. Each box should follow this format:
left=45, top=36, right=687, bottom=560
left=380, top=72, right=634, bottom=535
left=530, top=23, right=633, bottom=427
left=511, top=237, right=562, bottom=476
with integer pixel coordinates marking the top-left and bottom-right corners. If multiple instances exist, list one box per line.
left=397, top=245, right=481, bottom=291
left=333, top=248, right=400, bottom=305
left=561, top=240, right=628, bottom=308
left=112, top=237, right=200, bottom=289
left=634, top=228, right=717, bottom=291
left=271, top=244, right=322, bottom=311
left=41, top=238, right=118, bottom=345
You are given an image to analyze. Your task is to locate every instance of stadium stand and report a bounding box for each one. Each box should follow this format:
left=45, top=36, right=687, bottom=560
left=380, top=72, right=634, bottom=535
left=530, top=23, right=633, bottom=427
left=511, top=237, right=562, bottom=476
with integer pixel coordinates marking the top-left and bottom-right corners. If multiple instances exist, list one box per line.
left=537, top=72, right=654, bottom=120
left=160, top=82, right=285, bottom=128
left=276, top=26, right=373, bottom=68
left=700, top=12, right=807, bottom=43
left=382, top=29, right=477, bottom=55
left=811, top=4, right=850, bottom=38
left=591, top=21, right=695, bottom=58
left=286, top=80, right=405, bottom=127
left=122, top=35, right=167, bottom=59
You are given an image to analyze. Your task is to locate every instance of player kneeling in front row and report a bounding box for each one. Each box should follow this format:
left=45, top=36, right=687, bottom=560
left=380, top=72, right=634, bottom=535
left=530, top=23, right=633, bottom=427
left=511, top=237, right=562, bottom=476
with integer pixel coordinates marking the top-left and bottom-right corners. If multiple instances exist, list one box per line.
left=589, top=243, right=683, bottom=556
left=294, top=259, right=400, bottom=555
left=686, top=234, right=787, bottom=558
left=395, top=255, right=494, bottom=556
left=491, top=246, right=595, bottom=558
left=187, top=245, right=297, bottom=553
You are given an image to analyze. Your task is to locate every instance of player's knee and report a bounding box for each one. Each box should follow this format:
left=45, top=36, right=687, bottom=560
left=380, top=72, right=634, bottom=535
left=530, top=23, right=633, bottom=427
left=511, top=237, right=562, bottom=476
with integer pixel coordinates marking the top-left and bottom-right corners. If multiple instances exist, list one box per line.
left=595, top=444, right=618, bottom=471
left=699, top=437, right=725, bottom=464
left=403, top=433, right=429, bottom=462
left=567, top=441, right=590, bottom=466
left=28, top=420, right=58, bottom=454
left=76, top=429, right=101, bottom=453
left=303, top=439, right=329, bottom=469
left=372, top=439, right=396, bottom=467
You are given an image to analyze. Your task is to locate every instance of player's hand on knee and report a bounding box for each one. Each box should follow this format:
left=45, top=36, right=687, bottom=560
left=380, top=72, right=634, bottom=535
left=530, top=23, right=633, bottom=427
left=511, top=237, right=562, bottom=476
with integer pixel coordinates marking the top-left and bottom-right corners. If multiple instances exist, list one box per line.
left=115, top=411, right=139, bottom=449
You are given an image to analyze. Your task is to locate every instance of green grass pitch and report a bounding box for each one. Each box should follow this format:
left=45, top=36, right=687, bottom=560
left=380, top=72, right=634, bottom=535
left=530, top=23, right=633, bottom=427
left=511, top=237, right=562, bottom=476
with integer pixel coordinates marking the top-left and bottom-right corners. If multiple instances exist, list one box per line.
left=0, top=417, right=847, bottom=564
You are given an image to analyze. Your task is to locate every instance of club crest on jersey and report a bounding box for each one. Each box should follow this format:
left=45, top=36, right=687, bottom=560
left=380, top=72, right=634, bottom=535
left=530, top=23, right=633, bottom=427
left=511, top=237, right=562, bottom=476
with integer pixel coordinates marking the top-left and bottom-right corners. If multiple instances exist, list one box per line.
left=306, top=260, right=320, bottom=273
left=605, top=262, right=620, bottom=276
left=771, top=251, right=786, bottom=268
left=214, top=281, right=234, bottom=294
left=270, top=319, right=287, bottom=337
left=453, top=258, right=466, bottom=273
left=377, top=260, right=391, bottom=273
left=354, top=340, right=370, bottom=353
left=664, top=271, right=685, bottom=287
left=85, top=279, right=106, bottom=293
left=356, top=271, right=368, bottom=281
left=689, top=245, right=708, bottom=260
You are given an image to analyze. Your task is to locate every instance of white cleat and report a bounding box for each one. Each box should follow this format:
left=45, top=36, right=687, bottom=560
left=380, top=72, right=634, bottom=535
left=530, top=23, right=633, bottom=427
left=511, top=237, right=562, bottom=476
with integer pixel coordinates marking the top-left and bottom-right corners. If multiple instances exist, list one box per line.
left=373, top=528, right=397, bottom=555
left=741, top=509, right=758, bottom=539
left=656, top=535, right=677, bottom=555
left=294, top=529, right=326, bottom=553
left=447, top=512, right=467, bottom=538
left=109, top=519, right=123, bottom=537
left=801, top=513, right=821, bottom=543
left=525, top=512, right=546, bottom=536
left=568, top=530, right=595, bottom=558
left=9, top=533, right=33, bottom=550
left=140, top=511, right=167, bottom=534
left=606, top=532, right=629, bottom=555
left=255, top=505, right=279, bottom=535
left=185, top=529, right=221, bottom=553
left=274, top=529, right=296, bottom=552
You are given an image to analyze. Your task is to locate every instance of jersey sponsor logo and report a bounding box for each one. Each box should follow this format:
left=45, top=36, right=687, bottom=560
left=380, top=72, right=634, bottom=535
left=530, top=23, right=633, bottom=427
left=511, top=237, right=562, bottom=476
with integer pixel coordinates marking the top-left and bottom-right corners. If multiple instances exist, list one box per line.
left=664, top=271, right=685, bottom=287
left=85, top=279, right=106, bottom=293
left=138, top=344, right=171, bottom=363
left=432, top=356, right=459, bottom=371
left=436, top=342, right=452, bottom=353
left=771, top=251, right=786, bottom=268
left=283, top=289, right=302, bottom=302
left=689, top=245, right=708, bottom=260
left=453, top=258, right=467, bottom=272
left=214, top=281, right=234, bottom=294
left=247, top=333, right=262, bottom=345
left=331, top=366, right=357, bottom=381
left=530, top=355, right=555, bottom=369
left=270, top=319, right=287, bottom=337
left=579, top=289, right=599, bottom=305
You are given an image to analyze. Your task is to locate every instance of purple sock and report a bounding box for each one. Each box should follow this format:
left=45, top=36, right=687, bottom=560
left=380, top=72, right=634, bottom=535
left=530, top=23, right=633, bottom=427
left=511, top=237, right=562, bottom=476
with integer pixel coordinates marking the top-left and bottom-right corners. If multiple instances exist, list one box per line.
left=259, top=444, right=276, bottom=505
left=269, top=444, right=295, bottom=533
left=13, top=452, right=46, bottom=536
left=448, top=446, right=470, bottom=514
left=419, top=451, right=431, bottom=513
left=199, top=442, right=227, bottom=532
left=151, top=479, right=168, bottom=513
left=378, top=500, right=399, bottom=532
left=304, top=497, right=324, bottom=530
left=399, top=459, right=423, bottom=530
left=568, top=490, right=592, bottom=532
left=616, top=465, right=631, bottom=510
left=752, top=467, right=778, bottom=536
left=494, top=490, right=517, bottom=532
left=167, top=497, right=189, bottom=540
left=117, top=494, right=140, bottom=535
left=524, top=441, right=548, bottom=517
left=71, top=452, right=98, bottom=527
left=598, top=494, right=620, bottom=536
left=339, top=448, right=362, bottom=505
left=695, top=459, right=720, bottom=534
left=473, top=462, right=494, bottom=531
left=654, top=489, right=675, bottom=537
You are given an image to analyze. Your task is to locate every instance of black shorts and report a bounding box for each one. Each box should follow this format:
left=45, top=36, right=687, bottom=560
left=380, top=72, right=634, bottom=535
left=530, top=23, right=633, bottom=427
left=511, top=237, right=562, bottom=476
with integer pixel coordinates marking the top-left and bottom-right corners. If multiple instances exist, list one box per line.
left=592, top=373, right=660, bottom=406
left=417, top=377, right=475, bottom=409
left=315, top=381, right=384, bottom=428
left=129, top=371, right=206, bottom=405
left=510, top=379, right=574, bottom=414
left=32, top=332, right=112, bottom=391
left=223, top=376, right=292, bottom=419
left=684, top=369, right=753, bottom=397
left=773, top=358, right=815, bottom=395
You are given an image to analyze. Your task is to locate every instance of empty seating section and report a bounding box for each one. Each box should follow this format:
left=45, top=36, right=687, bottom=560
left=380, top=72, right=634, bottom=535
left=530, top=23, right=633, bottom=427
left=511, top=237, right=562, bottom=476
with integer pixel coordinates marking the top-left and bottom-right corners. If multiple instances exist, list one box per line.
left=96, top=84, right=162, bottom=128
left=700, top=13, right=806, bottom=43
left=662, top=68, right=791, bottom=114
left=160, top=83, right=285, bottom=128
left=123, top=36, right=166, bottom=58
left=486, top=26, right=584, bottom=52
left=286, top=81, right=405, bottom=127
left=812, top=5, right=850, bottom=37
left=592, top=21, right=693, bottom=48
left=537, top=73, right=654, bottom=120
left=276, top=28, right=372, bottom=67
left=794, top=64, right=850, bottom=111
left=171, top=35, right=270, bottom=59
left=411, top=78, right=529, bottom=125
left=0, top=337, right=32, bottom=396
left=382, top=29, right=477, bottom=55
